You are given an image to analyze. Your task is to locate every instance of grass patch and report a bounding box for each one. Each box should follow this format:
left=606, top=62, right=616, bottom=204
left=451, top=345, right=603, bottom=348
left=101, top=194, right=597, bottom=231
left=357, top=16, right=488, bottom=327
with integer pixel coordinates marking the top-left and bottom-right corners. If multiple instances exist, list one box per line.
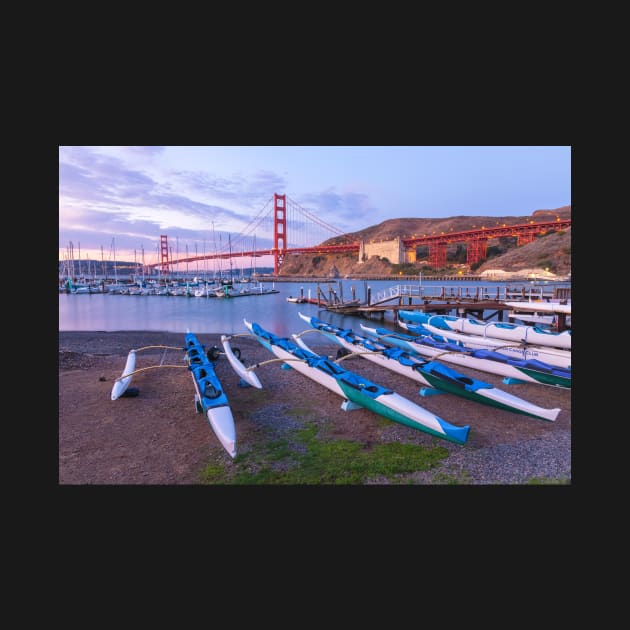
left=432, top=471, right=472, bottom=485
left=199, top=461, right=229, bottom=483
left=525, top=476, right=570, bottom=485
left=202, top=424, right=450, bottom=485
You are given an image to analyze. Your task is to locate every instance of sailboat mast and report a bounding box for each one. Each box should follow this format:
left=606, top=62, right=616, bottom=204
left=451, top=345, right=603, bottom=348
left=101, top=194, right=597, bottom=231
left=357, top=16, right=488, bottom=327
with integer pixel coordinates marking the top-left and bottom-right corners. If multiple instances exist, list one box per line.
left=113, top=238, right=118, bottom=284
left=212, top=222, right=218, bottom=280
left=203, top=239, right=207, bottom=280
left=228, top=234, right=233, bottom=283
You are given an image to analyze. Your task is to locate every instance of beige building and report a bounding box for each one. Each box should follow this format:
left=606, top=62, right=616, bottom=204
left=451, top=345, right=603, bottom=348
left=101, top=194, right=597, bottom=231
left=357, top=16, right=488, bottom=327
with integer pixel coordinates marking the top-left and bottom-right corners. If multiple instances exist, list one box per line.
left=358, top=236, right=415, bottom=265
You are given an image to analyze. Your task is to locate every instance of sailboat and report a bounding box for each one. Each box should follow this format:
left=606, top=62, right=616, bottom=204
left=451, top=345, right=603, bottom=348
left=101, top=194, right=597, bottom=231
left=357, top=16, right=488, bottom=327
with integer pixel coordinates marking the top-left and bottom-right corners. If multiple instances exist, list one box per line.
left=214, top=234, right=234, bottom=297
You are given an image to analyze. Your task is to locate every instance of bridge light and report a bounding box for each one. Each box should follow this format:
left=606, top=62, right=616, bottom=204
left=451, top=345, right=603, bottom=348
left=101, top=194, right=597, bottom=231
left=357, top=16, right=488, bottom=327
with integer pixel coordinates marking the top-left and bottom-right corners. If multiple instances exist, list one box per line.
left=556, top=216, right=560, bottom=221
left=530, top=220, right=534, bottom=224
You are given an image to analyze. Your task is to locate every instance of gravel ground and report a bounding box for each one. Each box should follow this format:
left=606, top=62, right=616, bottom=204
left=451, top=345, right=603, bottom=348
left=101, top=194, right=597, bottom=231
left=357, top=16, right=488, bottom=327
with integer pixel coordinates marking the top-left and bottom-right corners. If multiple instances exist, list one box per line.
left=58, top=330, right=571, bottom=485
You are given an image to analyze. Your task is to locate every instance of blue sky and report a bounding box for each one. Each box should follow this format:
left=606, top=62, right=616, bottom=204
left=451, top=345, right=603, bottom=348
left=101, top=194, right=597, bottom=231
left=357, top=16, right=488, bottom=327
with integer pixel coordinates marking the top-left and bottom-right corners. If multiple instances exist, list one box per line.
left=59, top=146, right=571, bottom=267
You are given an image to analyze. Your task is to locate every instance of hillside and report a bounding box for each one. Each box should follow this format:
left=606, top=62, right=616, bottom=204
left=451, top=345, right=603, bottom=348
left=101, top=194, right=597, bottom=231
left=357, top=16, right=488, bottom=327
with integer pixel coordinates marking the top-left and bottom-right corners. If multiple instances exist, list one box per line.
left=476, top=227, right=571, bottom=276
left=323, top=206, right=571, bottom=246
left=278, top=205, right=571, bottom=277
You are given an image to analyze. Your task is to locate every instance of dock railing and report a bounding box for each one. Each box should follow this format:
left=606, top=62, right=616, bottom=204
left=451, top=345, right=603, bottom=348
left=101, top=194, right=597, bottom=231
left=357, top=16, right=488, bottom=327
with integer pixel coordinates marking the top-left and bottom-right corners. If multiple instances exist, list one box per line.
left=368, top=284, right=570, bottom=306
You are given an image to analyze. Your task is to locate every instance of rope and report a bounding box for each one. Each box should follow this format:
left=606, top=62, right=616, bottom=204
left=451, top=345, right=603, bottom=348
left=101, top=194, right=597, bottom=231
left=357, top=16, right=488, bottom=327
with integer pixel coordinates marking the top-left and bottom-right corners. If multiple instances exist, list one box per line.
left=334, top=350, right=382, bottom=363
left=246, top=357, right=307, bottom=371
left=132, top=345, right=183, bottom=352
left=221, top=333, right=256, bottom=341
left=291, top=328, right=321, bottom=339
left=114, top=364, right=188, bottom=382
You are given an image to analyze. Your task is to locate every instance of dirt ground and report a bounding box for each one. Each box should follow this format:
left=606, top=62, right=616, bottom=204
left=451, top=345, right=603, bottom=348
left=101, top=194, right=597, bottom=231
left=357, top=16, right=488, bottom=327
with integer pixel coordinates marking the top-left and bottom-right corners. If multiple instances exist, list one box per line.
left=58, top=331, right=572, bottom=484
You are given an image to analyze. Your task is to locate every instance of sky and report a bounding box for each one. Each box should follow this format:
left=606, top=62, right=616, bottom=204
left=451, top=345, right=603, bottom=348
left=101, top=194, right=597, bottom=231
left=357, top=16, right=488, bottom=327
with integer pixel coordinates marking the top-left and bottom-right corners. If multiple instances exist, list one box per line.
left=59, top=146, right=571, bottom=268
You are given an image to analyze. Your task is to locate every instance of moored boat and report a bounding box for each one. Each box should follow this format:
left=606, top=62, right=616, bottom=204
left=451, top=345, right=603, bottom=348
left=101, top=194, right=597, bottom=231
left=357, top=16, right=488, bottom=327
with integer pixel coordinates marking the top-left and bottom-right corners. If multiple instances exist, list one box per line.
left=398, top=310, right=571, bottom=350
left=244, top=319, right=470, bottom=444
left=503, top=300, right=571, bottom=314
left=396, top=317, right=571, bottom=369
left=298, top=313, right=560, bottom=421
left=361, top=324, right=571, bottom=388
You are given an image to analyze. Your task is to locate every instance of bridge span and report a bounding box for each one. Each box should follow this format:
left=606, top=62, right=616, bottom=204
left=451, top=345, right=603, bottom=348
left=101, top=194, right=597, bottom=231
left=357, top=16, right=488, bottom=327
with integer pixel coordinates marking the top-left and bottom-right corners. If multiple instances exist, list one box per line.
left=147, top=193, right=571, bottom=275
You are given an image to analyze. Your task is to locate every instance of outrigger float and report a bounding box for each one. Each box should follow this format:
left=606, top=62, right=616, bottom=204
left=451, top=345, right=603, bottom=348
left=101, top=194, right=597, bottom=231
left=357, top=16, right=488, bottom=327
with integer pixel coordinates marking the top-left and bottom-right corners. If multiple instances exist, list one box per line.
left=243, top=319, right=470, bottom=444
left=297, top=313, right=560, bottom=421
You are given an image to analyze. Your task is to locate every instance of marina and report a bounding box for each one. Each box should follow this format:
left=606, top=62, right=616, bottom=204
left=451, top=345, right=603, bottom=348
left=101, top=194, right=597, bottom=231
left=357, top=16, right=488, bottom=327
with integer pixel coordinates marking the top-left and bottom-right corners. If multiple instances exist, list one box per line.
left=59, top=278, right=571, bottom=336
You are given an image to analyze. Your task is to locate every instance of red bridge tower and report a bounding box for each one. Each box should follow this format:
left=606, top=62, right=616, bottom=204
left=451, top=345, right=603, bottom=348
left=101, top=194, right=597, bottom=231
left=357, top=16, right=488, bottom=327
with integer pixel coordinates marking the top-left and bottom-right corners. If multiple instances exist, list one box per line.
left=160, top=235, right=170, bottom=273
left=273, top=193, right=286, bottom=275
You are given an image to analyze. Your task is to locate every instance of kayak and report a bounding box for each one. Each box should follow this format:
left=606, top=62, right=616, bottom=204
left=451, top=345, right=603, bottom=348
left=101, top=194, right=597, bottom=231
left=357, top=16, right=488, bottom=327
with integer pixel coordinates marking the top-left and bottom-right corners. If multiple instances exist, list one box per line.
left=503, top=301, right=571, bottom=314
left=297, top=313, right=560, bottom=421
left=398, top=310, right=571, bottom=350
left=397, top=318, right=571, bottom=370
left=361, top=324, right=571, bottom=389
left=111, top=349, right=137, bottom=400
left=184, top=332, right=237, bottom=458
left=244, top=319, right=470, bottom=444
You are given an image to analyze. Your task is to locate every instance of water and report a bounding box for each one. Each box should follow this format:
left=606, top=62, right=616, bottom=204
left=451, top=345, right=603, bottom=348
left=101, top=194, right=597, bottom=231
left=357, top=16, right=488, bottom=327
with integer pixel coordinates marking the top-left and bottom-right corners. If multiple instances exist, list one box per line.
left=59, top=278, right=570, bottom=344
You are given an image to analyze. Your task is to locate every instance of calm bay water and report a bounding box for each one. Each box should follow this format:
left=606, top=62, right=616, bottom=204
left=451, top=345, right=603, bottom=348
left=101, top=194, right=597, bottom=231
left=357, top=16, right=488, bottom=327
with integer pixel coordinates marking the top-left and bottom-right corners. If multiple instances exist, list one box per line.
left=59, top=278, right=569, bottom=343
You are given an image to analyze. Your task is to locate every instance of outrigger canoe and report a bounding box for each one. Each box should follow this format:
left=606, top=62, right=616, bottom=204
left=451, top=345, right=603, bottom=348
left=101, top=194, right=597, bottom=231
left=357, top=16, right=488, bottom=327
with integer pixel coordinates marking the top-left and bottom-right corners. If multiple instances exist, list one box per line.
left=244, top=319, right=470, bottom=444
left=397, top=318, right=571, bottom=370
left=184, top=332, right=237, bottom=458
left=297, top=313, right=560, bottom=421
left=361, top=324, right=571, bottom=389
left=398, top=310, right=571, bottom=350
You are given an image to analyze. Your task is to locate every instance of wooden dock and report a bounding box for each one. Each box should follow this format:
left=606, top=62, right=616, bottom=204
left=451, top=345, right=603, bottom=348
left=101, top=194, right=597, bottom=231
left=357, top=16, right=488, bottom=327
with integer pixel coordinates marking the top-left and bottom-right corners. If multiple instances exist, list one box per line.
left=305, top=282, right=571, bottom=329
left=335, top=300, right=509, bottom=321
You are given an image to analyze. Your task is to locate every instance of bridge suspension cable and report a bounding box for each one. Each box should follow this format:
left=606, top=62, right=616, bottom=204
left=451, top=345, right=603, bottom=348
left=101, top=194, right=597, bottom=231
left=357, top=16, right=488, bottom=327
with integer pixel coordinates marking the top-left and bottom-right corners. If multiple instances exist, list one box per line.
left=222, top=196, right=274, bottom=253
left=286, top=196, right=350, bottom=242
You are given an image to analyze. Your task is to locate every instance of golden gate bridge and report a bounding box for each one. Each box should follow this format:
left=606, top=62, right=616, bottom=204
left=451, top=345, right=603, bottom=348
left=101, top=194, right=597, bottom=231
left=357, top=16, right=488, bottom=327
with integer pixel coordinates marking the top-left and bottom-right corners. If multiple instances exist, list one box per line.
left=148, top=193, right=571, bottom=275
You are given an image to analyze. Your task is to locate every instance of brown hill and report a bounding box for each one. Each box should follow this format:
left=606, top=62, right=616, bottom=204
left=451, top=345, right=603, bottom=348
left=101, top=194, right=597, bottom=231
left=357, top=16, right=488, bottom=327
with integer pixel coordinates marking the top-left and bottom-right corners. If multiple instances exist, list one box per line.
left=476, top=227, right=571, bottom=276
left=324, top=206, right=571, bottom=246
left=278, top=205, right=571, bottom=277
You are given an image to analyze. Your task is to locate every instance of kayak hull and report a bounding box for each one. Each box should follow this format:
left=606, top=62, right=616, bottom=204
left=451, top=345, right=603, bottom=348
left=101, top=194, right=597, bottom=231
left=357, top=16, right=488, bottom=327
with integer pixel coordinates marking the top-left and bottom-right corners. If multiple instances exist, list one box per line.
left=245, top=319, right=470, bottom=444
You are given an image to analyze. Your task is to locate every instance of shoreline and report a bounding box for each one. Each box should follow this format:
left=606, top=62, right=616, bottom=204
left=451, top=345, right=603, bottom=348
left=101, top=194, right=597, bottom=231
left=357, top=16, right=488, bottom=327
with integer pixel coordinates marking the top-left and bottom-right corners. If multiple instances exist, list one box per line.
left=59, top=330, right=571, bottom=485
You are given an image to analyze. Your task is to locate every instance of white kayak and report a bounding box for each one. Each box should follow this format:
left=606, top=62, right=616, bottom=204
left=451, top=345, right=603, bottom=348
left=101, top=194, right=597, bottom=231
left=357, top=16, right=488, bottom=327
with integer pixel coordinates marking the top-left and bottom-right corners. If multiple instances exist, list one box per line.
left=361, top=323, right=571, bottom=388
left=398, top=319, right=571, bottom=369
left=245, top=319, right=470, bottom=444
left=399, top=311, right=572, bottom=350
left=185, top=332, right=237, bottom=458
left=111, top=349, right=137, bottom=400
left=503, top=301, right=571, bottom=315
left=297, top=313, right=560, bottom=421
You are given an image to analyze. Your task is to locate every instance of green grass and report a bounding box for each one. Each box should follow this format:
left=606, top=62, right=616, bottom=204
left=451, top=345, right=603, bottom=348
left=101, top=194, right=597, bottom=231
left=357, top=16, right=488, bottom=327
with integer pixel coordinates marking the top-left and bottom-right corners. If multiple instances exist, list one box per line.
left=200, top=424, right=449, bottom=485
left=525, top=476, right=571, bottom=485
left=432, top=471, right=473, bottom=485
